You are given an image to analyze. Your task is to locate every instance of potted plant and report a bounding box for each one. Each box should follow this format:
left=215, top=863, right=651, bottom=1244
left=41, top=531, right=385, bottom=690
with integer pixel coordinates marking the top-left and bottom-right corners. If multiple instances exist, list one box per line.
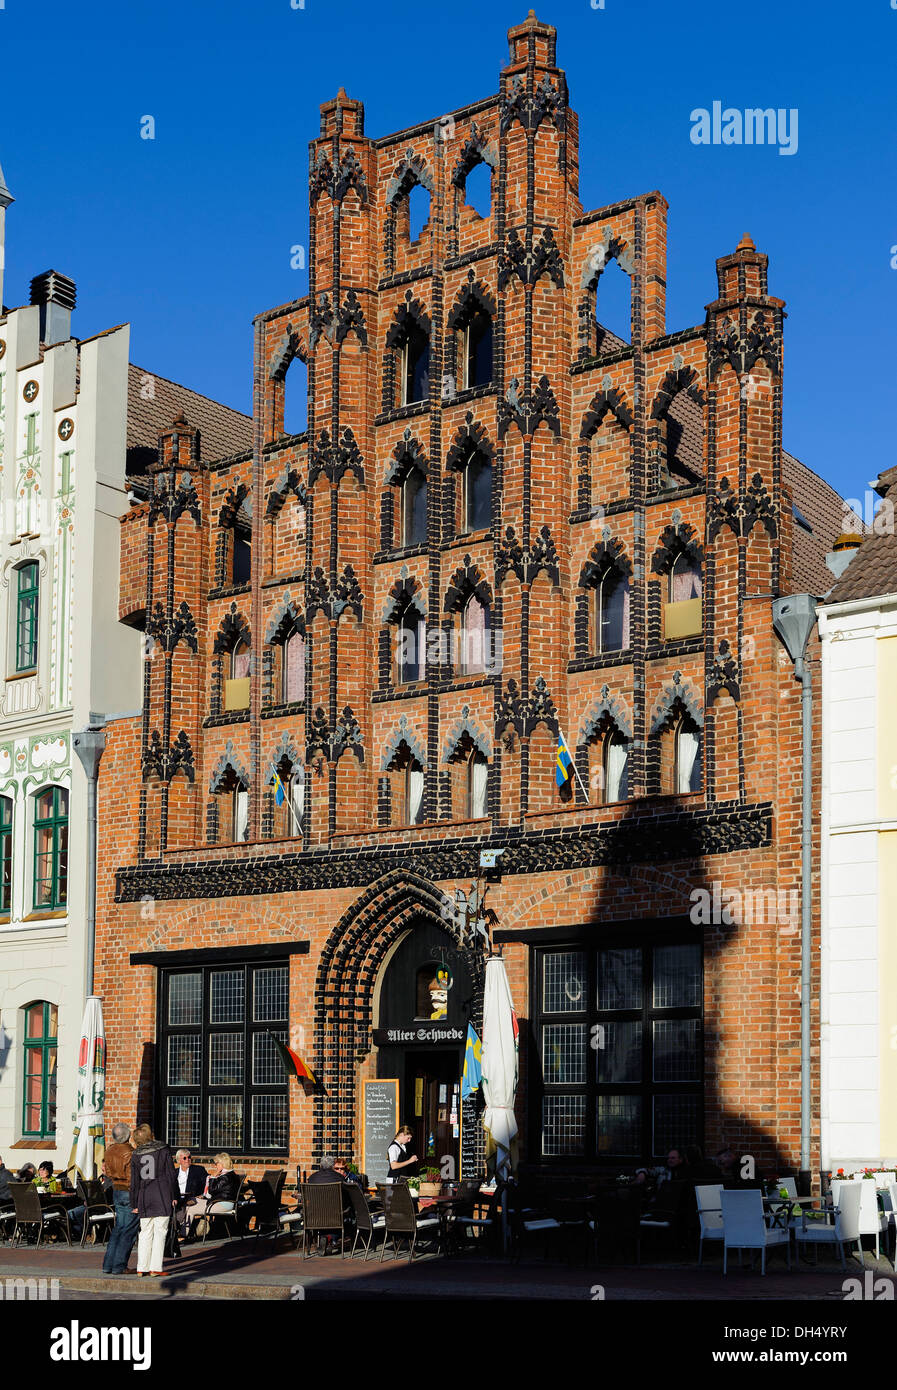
left=419, top=1167, right=442, bottom=1197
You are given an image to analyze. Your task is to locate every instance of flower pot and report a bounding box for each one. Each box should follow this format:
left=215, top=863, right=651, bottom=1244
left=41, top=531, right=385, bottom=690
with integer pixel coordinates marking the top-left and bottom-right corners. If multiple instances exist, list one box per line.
left=419, top=1181, right=442, bottom=1197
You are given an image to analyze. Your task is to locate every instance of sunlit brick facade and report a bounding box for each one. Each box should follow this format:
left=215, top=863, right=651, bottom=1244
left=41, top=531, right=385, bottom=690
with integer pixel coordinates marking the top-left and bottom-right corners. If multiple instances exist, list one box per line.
left=96, top=13, right=843, bottom=1181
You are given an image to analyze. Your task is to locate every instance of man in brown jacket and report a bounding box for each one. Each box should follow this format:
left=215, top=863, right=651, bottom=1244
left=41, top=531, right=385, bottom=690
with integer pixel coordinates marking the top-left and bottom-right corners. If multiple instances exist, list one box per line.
left=102, top=1122, right=139, bottom=1274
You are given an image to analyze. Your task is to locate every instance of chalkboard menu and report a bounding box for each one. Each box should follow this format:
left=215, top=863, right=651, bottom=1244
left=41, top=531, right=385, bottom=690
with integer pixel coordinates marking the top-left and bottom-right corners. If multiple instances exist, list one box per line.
left=460, top=1095, right=482, bottom=1179
left=362, top=1079, right=399, bottom=1187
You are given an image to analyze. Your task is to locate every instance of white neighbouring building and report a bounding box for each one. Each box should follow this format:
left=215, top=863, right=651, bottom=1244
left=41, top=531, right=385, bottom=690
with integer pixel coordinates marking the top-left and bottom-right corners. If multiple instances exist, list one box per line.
left=818, top=479, right=897, bottom=1175
left=0, top=155, right=251, bottom=1171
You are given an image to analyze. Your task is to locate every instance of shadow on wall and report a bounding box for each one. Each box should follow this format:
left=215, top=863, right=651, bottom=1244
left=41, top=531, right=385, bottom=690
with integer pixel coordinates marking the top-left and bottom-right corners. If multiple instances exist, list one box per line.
left=516, top=787, right=795, bottom=1178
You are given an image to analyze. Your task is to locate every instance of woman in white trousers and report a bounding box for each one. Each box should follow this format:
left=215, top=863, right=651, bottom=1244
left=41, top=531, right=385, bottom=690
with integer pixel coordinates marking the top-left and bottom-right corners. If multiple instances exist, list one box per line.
left=129, top=1123, right=177, bottom=1277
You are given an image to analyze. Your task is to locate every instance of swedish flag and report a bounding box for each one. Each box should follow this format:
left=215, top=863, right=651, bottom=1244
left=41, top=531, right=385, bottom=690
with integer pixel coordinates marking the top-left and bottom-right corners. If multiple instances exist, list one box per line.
left=271, top=766, right=286, bottom=807
left=461, top=1023, right=482, bottom=1100
left=556, top=734, right=574, bottom=789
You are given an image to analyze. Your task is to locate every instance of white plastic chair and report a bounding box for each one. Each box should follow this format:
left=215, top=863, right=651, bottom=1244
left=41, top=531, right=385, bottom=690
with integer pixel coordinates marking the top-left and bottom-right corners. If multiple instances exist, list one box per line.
left=794, top=1180, right=863, bottom=1271
left=721, top=1189, right=790, bottom=1275
left=883, top=1181, right=897, bottom=1267
left=695, top=1183, right=723, bottom=1265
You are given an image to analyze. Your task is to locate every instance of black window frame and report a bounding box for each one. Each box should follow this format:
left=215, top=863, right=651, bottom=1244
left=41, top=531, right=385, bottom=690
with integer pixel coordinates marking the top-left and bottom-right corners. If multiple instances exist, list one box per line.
left=156, top=959, right=290, bottom=1158
left=529, top=920, right=703, bottom=1168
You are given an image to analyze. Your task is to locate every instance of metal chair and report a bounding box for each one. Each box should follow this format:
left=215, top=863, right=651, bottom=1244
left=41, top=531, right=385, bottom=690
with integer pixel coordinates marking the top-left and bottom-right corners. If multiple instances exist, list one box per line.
left=346, top=1181, right=385, bottom=1260
left=76, top=1179, right=115, bottom=1247
left=202, top=1175, right=247, bottom=1243
left=9, top=1183, right=71, bottom=1247
left=299, top=1182, right=347, bottom=1259
left=0, top=1203, right=16, bottom=1244
left=379, top=1182, right=439, bottom=1261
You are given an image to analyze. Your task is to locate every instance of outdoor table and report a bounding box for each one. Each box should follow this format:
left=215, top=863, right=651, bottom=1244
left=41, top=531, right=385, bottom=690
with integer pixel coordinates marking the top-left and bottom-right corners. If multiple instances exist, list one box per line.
left=763, top=1194, right=826, bottom=1231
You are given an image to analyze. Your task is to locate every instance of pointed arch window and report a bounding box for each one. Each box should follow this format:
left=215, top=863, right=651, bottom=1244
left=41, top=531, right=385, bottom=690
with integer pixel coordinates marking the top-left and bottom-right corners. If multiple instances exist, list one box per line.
left=231, top=788, right=249, bottom=842
left=459, top=309, right=493, bottom=390
left=405, top=762, right=425, bottom=825
left=603, top=733, right=630, bottom=804
left=595, top=569, right=630, bottom=654
left=400, top=467, right=428, bottom=547
left=396, top=610, right=426, bottom=685
left=461, top=451, right=492, bottom=534
left=281, top=630, right=306, bottom=704
left=271, top=761, right=304, bottom=839
left=669, top=552, right=702, bottom=603
left=675, top=717, right=702, bottom=794
left=459, top=594, right=491, bottom=675
left=232, top=526, right=251, bottom=585
left=400, top=323, right=430, bottom=406
left=467, top=750, right=489, bottom=819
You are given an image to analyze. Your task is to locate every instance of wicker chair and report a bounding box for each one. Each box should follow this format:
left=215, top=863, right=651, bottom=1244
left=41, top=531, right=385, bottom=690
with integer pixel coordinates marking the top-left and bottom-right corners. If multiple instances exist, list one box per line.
left=243, top=1170, right=286, bottom=1243
left=379, top=1182, right=439, bottom=1262
left=345, top=1180, right=385, bottom=1260
left=9, top=1182, right=71, bottom=1247
left=299, top=1182, right=346, bottom=1259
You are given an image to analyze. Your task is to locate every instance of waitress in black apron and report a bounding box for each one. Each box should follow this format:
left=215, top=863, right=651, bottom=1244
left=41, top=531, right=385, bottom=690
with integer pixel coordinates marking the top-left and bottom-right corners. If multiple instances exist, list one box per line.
left=386, top=1126, right=419, bottom=1183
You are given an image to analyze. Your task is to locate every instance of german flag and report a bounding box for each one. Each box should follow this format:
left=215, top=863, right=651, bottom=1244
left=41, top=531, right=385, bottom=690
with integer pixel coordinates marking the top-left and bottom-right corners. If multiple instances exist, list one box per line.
left=269, top=1033, right=327, bottom=1096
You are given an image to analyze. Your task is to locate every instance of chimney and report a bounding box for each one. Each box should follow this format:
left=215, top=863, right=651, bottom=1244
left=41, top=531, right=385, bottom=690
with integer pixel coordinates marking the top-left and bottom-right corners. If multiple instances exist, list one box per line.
left=30, top=269, right=76, bottom=345
left=0, top=156, right=13, bottom=312
left=825, top=532, right=863, bottom=580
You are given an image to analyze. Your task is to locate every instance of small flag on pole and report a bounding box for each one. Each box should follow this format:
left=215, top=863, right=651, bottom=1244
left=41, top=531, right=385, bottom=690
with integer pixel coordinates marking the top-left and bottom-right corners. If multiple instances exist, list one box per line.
left=268, top=1032, right=327, bottom=1095
left=461, top=1023, right=482, bottom=1100
left=271, top=766, right=287, bottom=807
left=556, top=733, right=574, bottom=788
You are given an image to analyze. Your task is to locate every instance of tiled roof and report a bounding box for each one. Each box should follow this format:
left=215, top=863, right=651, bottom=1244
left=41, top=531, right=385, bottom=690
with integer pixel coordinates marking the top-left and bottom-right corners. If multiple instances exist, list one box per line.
left=825, top=531, right=897, bottom=605
left=126, top=363, right=252, bottom=472
left=782, top=450, right=848, bottom=596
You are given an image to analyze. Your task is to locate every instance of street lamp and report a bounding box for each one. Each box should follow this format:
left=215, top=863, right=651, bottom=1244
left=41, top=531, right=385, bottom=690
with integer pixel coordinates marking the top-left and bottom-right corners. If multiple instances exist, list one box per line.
left=72, top=719, right=107, bottom=997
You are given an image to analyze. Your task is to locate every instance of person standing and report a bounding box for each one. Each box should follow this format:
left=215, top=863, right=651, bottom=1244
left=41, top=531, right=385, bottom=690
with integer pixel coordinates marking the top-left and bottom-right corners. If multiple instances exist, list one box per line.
left=103, top=1122, right=139, bottom=1275
left=129, top=1123, right=176, bottom=1277
left=387, top=1127, right=419, bottom=1182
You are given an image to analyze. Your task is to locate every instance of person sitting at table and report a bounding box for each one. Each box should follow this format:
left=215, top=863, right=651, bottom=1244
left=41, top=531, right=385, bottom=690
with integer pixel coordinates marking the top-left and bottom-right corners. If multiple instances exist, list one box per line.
left=685, top=1144, right=723, bottom=1185
left=182, top=1153, right=239, bottom=1236
left=334, top=1158, right=367, bottom=1190
left=307, top=1155, right=350, bottom=1186
left=387, top=1127, right=419, bottom=1182
left=0, top=1154, right=13, bottom=1207
left=172, top=1149, right=207, bottom=1235
left=17, top=1163, right=37, bottom=1182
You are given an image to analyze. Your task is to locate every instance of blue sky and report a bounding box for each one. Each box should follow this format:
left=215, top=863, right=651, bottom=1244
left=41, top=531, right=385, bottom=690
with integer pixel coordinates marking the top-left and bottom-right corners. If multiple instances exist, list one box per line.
left=1, top=0, right=893, bottom=509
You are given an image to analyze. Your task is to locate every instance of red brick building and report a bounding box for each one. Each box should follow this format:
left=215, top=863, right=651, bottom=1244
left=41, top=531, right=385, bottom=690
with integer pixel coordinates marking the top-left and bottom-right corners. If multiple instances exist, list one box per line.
left=96, top=13, right=843, bottom=1182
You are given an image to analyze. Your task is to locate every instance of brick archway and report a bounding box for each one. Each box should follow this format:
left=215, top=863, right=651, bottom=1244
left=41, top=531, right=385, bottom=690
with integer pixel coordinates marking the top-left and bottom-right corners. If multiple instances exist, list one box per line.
left=312, top=870, right=486, bottom=1161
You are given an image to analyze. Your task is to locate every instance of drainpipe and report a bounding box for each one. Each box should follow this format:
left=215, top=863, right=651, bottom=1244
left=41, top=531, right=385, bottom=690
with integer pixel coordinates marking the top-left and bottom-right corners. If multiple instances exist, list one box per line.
left=771, top=594, right=817, bottom=1192
left=72, top=719, right=107, bottom=997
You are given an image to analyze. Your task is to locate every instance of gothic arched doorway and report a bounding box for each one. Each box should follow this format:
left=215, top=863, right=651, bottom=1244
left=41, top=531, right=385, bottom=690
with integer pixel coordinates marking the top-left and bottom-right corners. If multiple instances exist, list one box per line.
left=373, top=919, right=474, bottom=1178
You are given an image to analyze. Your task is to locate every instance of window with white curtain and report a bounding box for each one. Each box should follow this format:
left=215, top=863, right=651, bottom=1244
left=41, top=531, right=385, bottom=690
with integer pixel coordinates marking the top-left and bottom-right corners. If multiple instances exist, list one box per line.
left=232, top=788, right=249, bottom=842
left=459, top=594, right=490, bottom=675
left=468, top=752, right=489, bottom=819
left=603, top=733, right=630, bottom=803
left=675, top=722, right=702, bottom=793
left=669, top=552, right=702, bottom=602
left=406, top=764, right=425, bottom=825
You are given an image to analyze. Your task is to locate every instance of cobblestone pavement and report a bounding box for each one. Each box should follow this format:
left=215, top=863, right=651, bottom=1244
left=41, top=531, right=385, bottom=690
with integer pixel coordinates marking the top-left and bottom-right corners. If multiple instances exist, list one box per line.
left=2, top=1236, right=893, bottom=1301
